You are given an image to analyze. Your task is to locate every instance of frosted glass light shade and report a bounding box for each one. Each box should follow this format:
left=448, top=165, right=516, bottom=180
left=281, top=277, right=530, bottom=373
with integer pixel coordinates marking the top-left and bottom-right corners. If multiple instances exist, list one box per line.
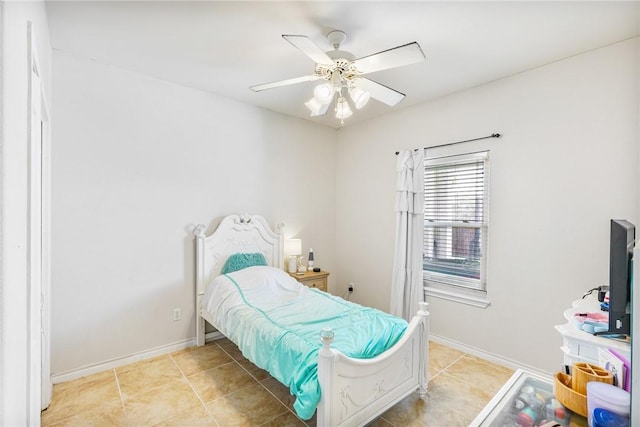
left=285, top=238, right=302, bottom=256
left=335, top=97, right=353, bottom=120
left=314, top=83, right=334, bottom=104
left=350, top=87, right=370, bottom=109
left=304, top=98, right=323, bottom=116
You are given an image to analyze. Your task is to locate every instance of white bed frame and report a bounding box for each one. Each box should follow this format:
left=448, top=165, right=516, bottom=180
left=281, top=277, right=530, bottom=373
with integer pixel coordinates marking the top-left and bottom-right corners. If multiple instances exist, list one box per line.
left=193, top=214, right=430, bottom=427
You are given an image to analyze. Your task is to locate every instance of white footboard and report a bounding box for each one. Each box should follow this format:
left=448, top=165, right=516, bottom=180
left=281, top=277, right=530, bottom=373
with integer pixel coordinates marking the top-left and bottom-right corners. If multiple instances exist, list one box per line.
left=317, top=302, right=430, bottom=427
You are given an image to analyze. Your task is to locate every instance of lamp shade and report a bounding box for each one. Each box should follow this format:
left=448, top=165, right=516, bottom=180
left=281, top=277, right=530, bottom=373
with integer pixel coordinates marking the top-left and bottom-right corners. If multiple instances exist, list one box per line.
left=285, top=238, right=302, bottom=256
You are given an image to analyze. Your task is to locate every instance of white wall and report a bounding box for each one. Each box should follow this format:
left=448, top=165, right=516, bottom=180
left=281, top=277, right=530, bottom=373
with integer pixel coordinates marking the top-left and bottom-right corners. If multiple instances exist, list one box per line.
left=0, top=0, right=52, bottom=423
left=334, top=38, right=639, bottom=373
left=49, top=31, right=639, bottom=380
left=51, top=52, right=336, bottom=374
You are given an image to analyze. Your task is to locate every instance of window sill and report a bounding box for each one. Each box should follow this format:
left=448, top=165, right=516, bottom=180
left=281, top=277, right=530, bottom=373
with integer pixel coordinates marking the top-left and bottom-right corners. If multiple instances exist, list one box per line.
left=424, top=285, right=491, bottom=308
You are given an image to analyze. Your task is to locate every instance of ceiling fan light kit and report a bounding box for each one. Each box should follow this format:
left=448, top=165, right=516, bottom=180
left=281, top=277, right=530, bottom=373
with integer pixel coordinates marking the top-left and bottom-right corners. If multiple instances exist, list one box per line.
left=250, top=30, right=425, bottom=125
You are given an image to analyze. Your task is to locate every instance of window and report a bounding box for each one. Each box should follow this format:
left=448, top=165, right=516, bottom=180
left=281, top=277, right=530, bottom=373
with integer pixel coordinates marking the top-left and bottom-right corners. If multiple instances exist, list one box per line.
left=423, top=151, right=490, bottom=307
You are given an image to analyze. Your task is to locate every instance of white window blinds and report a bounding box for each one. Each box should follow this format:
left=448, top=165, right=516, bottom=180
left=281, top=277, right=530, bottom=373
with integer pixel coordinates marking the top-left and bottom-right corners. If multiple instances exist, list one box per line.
left=424, top=151, right=489, bottom=291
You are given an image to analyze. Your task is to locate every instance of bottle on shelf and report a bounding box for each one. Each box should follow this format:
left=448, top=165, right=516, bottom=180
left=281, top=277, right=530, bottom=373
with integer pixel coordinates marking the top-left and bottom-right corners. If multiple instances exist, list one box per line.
left=308, top=248, right=314, bottom=271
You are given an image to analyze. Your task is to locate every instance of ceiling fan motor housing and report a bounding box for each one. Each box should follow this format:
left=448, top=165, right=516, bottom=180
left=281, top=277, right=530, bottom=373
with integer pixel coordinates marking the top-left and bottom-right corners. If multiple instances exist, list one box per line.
left=315, top=58, right=358, bottom=83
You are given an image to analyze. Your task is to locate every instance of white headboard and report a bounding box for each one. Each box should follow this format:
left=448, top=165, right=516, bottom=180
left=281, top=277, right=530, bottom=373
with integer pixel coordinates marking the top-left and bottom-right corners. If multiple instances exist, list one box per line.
left=193, top=214, right=284, bottom=296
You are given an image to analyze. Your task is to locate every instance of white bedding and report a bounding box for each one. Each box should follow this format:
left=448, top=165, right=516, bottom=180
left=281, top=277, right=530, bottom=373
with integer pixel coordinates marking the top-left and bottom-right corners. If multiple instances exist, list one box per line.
left=202, top=265, right=309, bottom=322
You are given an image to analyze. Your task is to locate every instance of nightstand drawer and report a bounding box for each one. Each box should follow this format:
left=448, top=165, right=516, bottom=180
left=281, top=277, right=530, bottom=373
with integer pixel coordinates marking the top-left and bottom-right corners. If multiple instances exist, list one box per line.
left=305, top=278, right=327, bottom=292
left=288, top=270, right=330, bottom=293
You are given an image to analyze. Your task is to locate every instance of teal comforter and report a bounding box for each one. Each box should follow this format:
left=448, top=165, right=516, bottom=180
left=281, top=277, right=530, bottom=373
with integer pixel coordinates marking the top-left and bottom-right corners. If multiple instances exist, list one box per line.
left=202, top=266, right=408, bottom=420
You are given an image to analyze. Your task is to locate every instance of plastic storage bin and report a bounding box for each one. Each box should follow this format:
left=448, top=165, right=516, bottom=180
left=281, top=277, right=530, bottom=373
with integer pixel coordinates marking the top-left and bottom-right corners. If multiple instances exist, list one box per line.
left=586, top=382, right=630, bottom=426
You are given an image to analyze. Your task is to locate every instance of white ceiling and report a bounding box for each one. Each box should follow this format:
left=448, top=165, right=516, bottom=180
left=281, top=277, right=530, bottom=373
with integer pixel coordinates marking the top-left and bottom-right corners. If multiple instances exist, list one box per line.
left=46, top=1, right=639, bottom=129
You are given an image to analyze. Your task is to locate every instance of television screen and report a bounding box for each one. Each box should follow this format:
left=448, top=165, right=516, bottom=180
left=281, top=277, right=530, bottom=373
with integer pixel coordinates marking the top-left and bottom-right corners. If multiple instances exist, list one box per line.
left=607, top=219, right=635, bottom=336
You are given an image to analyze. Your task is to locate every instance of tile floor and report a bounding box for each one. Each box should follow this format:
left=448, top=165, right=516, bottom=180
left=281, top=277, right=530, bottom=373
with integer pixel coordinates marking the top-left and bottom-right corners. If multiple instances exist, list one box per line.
left=41, top=339, right=514, bottom=427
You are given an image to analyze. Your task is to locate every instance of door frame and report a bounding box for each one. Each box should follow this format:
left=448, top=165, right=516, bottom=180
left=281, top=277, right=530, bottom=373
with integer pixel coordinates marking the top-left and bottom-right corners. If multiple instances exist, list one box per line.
left=27, top=20, right=52, bottom=417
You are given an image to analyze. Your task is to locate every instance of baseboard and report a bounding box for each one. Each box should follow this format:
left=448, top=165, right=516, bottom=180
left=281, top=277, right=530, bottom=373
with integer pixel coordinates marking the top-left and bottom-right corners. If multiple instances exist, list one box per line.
left=429, top=333, right=553, bottom=378
left=51, top=338, right=196, bottom=384
left=51, top=331, right=229, bottom=384
left=52, top=331, right=543, bottom=385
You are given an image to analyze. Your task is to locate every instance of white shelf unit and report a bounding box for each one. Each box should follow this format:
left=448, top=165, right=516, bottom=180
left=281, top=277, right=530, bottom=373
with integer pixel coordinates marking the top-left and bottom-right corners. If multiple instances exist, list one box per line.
left=554, top=294, right=630, bottom=367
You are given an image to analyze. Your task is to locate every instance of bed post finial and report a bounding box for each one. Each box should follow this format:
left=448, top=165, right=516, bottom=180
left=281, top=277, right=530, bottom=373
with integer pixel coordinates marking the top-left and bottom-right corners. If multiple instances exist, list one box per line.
left=193, top=224, right=206, bottom=237
left=418, top=302, right=429, bottom=316
left=319, top=327, right=334, bottom=356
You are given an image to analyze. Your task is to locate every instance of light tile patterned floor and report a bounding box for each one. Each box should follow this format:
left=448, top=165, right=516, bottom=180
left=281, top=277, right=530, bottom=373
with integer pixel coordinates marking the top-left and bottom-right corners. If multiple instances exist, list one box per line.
left=41, top=340, right=514, bottom=427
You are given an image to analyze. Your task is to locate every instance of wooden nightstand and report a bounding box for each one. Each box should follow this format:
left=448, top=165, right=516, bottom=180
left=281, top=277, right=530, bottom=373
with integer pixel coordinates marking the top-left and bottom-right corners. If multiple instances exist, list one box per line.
left=288, top=270, right=329, bottom=292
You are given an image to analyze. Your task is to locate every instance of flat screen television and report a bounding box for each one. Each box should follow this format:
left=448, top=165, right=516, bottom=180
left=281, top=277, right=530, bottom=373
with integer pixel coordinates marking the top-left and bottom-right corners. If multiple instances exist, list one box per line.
left=604, top=219, right=636, bottom=337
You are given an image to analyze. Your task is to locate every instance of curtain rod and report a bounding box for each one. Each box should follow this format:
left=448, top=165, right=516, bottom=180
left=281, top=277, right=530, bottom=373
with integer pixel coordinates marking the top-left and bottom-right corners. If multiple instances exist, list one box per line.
left=395, top=133, right=502, bottom=155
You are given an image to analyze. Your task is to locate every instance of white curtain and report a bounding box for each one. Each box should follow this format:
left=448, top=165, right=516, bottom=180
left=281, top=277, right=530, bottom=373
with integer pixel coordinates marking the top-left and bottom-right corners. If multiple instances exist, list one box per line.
left=390, top=149, right=425, bottom=321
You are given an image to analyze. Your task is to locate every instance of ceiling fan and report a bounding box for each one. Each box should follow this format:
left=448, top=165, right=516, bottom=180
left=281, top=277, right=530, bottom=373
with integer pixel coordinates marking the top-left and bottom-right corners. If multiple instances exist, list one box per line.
left=250, top=30, right=426, bottom=124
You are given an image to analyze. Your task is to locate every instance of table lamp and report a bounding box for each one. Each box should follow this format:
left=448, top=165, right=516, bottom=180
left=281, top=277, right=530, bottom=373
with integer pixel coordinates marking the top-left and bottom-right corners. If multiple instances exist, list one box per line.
left=285, top=238, right=302, bottom=274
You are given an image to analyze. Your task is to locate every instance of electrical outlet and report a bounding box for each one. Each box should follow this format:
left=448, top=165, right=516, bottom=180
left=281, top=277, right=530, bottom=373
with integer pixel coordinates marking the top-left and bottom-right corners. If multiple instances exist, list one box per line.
left=173, top=308, right=181, bottom=321
left=348, top=282, right=354, bottom=292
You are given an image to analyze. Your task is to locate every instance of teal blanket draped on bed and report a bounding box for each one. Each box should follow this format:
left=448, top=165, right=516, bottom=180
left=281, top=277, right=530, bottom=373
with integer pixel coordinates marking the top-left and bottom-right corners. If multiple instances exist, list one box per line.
left=203, top=266, right=408, bottom=420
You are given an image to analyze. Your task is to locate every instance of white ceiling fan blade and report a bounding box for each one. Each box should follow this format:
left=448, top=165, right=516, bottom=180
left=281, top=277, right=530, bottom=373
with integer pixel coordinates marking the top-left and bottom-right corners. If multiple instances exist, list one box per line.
left=353, top=77, right=405, bottom=106
left=250, top=75, right=322, bottom=92
left=353, top=42, right=425, bottom=74
left=282, top=34, right=334, bottom=67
